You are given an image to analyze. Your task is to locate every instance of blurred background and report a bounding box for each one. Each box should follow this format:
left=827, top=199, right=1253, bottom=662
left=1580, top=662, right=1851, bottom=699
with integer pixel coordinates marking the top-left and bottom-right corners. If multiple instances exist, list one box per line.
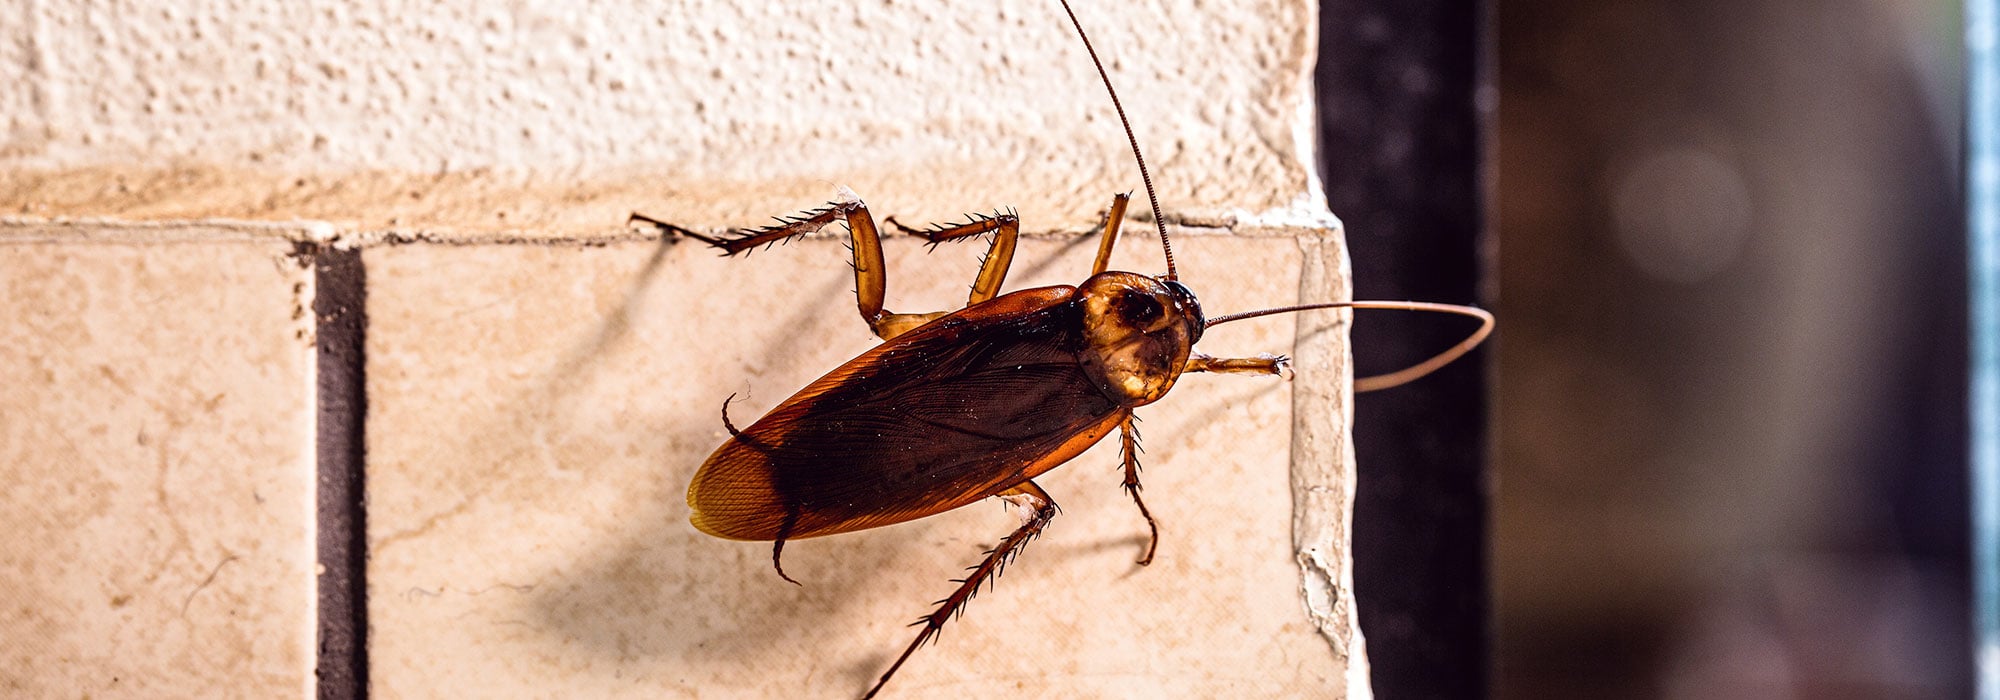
left=1323, top=1, right=1970, bottom=698
left=1496, top=1, right=1967, bottom=698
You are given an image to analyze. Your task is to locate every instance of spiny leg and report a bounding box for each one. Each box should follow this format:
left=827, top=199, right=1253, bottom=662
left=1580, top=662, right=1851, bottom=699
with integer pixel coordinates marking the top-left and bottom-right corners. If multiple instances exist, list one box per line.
left=1117, top=355, right=1295, bottom=567
left=1119, top=415, right=1160, bottom=566
left=862, top=480, right=1059, bottom=700
left=1184, top=352, right=1291, bottom=378
left=629, top=202, right=865, bottom=257
left=1090, top=192, right=1132, bottom=276
left=627, top=212, right=731, bottom=248
left=886, top=209, right=1020, bottom=306
left=629, top=199, right=934, bottom=341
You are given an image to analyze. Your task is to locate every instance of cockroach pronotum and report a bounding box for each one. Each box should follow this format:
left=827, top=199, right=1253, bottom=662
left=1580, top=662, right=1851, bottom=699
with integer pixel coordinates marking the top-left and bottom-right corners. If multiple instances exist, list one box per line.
left=629, top=1, right=1494, bottom=697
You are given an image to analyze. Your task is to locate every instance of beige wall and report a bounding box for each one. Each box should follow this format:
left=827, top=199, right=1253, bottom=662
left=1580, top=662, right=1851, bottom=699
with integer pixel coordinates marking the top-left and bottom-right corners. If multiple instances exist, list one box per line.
left=1, top=1, right=1365, bottom=697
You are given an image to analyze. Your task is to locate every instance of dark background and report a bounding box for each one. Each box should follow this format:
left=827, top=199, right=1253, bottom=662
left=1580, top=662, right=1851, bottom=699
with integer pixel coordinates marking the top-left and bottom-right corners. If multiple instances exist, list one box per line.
left=1318, top=1, right=1970, bottom=698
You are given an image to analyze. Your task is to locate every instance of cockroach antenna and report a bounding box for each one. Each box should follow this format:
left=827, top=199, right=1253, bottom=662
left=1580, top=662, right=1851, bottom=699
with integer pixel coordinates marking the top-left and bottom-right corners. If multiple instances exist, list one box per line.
left=1058, top=0, right=1178, bottom=282
left=1207, top=300, right=1497, bottom=392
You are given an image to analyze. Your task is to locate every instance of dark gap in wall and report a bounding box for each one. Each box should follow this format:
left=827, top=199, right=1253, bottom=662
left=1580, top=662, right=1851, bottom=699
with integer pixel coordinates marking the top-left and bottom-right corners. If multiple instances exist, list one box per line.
left=311, top=244, right=369, bottom=700
left=1318, top=1, right=1490, bottom=698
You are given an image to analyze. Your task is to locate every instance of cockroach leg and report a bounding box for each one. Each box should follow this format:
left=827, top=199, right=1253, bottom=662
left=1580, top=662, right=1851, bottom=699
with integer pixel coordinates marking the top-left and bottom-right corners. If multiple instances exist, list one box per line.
left=629, top=200, right=945, bottom=342
left=883, top=211, right=1012, bottom=244
left=867, top=311, right=949, bottom=341
left=710, top=390, right=774, bottom=460
left=772, top=507, right=802, bottom=586
left=1089, top=192, right=1132, bottom=276
left=862, top=480, right=1059, bottom=700
left=770, top=540, right=800, bottom=586
left=1183, top=352, right=1292, bottom=379
left=886, top=210, right=1020, bottom=306
left=719, top=393, right=742, bottom=437
left=627, top=212, right=732, bottom=248
left=1118, top=416, right=1160, bottom=566
left=632, top=201, right=863, bottom=257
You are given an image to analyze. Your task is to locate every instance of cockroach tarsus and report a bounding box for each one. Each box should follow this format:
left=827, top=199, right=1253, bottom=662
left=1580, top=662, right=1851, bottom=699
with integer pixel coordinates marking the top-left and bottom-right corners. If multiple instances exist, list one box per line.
left=628, top=1, right=1494, bottom=698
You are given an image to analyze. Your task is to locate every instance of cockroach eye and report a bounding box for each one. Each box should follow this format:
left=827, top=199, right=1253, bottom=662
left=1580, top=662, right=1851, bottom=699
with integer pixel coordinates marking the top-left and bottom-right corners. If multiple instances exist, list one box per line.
left=1164, top=279, right=1204, bottom=341
left=1119, top=292, right=1165, bottom=329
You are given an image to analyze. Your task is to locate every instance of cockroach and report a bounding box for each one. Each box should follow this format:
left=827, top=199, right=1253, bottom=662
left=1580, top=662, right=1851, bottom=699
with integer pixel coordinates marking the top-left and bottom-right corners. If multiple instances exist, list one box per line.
left=629, top=2, right=1493, bottom=697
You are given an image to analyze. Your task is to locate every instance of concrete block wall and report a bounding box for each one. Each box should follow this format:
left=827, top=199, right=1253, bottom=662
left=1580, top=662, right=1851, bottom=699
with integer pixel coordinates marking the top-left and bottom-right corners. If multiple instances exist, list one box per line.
left=2, top=1, right=1367, bottom=697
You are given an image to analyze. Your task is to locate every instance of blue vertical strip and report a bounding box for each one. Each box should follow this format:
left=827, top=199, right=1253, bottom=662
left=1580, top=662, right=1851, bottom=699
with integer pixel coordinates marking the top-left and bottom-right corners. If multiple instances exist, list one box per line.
left=1972, top=1, right=2000, bottom=697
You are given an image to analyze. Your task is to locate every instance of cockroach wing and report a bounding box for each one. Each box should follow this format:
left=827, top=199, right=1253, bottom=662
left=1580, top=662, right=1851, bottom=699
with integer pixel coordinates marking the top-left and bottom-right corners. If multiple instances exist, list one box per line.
left=687, top=286, right=1129, bottom=541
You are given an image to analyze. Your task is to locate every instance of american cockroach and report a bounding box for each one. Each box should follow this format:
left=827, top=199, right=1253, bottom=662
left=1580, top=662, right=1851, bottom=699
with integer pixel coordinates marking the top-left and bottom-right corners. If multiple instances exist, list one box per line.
left=629, top=2, right=1493, bottom=697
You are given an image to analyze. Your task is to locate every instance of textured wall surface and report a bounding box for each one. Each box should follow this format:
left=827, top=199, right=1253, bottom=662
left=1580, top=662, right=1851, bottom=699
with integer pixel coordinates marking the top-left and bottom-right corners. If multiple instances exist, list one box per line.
left=0, top=1, right=1363, bottom=697
left=3, top=0, right=1327, bottom=237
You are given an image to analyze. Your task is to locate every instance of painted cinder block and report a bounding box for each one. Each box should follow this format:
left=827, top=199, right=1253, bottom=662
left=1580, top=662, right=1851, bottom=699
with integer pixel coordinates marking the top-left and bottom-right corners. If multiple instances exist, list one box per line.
left=0, top=231, right=316, bottom=697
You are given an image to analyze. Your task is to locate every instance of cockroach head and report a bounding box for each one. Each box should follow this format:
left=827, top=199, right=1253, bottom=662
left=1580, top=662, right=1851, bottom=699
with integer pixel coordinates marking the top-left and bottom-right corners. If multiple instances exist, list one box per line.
left=1078, top=272, right=1203, bottom=406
